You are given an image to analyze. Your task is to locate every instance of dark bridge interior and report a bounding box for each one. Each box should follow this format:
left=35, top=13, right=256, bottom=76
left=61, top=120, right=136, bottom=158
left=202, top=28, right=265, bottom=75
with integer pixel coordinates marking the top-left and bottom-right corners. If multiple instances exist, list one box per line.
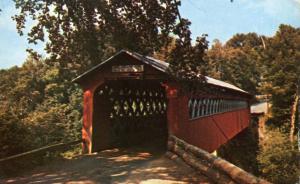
left=92, top=80, right=168, bottom=152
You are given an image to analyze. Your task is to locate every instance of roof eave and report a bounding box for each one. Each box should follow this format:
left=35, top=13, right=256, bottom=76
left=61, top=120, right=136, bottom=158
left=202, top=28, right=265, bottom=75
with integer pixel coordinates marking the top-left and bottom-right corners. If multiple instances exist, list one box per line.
left=72, top=49, right=252, bottom=97
left=72, top=50, right=127, bottom=83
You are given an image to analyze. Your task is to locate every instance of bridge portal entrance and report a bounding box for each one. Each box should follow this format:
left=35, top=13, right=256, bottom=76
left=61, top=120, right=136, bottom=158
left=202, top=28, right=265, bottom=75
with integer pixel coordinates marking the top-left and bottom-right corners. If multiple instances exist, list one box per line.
left=92, top=80, right=168, bottom=152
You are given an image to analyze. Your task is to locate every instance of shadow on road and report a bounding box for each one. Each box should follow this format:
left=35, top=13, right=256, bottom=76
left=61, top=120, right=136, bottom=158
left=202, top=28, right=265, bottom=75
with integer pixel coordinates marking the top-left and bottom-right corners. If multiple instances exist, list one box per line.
left=1, top=143, right=212, bottom=184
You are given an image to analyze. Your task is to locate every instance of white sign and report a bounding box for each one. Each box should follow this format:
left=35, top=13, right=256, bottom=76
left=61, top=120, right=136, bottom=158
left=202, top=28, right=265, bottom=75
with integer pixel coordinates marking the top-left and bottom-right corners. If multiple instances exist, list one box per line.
left=112, top=65, right=144, bottom=73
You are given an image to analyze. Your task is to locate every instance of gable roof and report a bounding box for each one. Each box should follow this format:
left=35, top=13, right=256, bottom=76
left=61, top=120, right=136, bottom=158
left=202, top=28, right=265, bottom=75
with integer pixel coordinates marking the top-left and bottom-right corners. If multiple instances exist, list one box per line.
left=73, top=50, right=250, bottom=95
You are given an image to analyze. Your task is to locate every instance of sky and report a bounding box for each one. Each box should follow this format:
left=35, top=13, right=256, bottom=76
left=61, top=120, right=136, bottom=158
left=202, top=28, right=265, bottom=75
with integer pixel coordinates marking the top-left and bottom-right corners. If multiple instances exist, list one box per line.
left=0, top=0, right=299, bottom=69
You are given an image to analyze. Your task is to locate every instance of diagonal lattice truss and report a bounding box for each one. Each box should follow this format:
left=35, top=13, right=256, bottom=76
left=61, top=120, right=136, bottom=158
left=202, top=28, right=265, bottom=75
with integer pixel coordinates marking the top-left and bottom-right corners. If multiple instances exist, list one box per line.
left=96, top=81, right=167, bottom=119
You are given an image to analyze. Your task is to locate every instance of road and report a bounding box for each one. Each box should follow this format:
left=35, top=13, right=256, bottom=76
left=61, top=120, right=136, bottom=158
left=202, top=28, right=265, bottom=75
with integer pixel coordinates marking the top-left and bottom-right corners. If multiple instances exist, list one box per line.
left=1, top=144, right=213, bottom=184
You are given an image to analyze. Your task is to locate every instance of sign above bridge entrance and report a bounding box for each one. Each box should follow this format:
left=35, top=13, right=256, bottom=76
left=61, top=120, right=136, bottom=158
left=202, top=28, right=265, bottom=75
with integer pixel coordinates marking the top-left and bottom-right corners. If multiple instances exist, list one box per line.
left=112, top=65, right=144, bottom=73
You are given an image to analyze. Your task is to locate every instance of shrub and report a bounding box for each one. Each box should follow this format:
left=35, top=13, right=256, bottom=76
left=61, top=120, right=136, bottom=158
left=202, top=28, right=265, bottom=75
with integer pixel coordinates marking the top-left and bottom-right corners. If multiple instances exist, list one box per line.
left=257, top=127, right=300, bottom=183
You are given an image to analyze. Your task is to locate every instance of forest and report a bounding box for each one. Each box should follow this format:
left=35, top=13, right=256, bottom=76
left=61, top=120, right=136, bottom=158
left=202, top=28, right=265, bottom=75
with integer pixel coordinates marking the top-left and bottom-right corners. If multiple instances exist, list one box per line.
left=0, top=1, right=299, bottom=183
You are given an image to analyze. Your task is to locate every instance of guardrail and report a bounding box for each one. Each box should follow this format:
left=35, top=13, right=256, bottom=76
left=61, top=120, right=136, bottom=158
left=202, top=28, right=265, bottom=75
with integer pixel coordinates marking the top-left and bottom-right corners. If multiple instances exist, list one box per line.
left=0, top=139, right=82, bottom=164
left=167, top=135, right=271, bottom=184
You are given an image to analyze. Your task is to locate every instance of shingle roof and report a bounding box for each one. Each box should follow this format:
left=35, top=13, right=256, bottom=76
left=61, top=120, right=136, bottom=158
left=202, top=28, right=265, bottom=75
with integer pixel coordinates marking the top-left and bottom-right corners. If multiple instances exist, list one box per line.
left=73, top=49, right=250, bottom=95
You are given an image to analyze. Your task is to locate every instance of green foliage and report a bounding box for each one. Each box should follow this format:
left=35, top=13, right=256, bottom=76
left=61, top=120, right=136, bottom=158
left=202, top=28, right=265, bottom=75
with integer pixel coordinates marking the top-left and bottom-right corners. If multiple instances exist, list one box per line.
left=0, top=57, right=82, bottom=159
left=207, top=33, right=263, bottom=94
left=12, top=0, right=185, bottom=75
left=257, top=126, right=300, bottom=183
left=217, top=125, right=259, bottom=175
left=261, top=25, right=300, bottom=124
left=0, top=109, right=31, bottom=158
left=167, top=17, right=208, bottom=80
left=207, top=25, right=300, bottom=126
left=13, top=0, right=209, bottom=84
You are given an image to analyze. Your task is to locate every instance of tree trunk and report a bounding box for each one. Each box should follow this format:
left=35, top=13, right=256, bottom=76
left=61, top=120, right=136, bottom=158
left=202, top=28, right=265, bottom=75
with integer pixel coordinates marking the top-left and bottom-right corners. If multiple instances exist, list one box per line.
left=290, top=94, right=299, bottom=142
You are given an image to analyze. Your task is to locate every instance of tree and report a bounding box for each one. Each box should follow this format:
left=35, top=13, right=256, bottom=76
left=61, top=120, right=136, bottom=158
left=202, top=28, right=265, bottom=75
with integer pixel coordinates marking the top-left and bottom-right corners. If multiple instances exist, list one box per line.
left=153, top=37, right=176, bottom=61
left=225, top=33, right=263, bottom=49
left=12, top=0, right=185, bottom=75
left=257, top=127, right=299, bottom=183
left=207, top=33, right=263, bottom=94
left=13, top=0, right=210, bottom=82
left=261, top=25, right=300, bottom=128
left=167, top=17, right=208, bottom=81
left=0, top=58, right=44, bottom=157
left=0, top=56, right=82, bottom=158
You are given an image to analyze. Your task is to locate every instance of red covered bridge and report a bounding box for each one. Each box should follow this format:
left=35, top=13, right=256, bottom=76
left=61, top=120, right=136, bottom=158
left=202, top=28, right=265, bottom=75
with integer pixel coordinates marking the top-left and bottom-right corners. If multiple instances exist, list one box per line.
left=73, top=50, right=252, bottom=154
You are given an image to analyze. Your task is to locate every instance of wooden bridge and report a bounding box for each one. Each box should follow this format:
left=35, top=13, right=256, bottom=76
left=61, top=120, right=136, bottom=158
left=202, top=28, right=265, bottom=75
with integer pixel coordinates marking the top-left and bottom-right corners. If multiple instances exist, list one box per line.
left=73, top=50, right=252, bottom=154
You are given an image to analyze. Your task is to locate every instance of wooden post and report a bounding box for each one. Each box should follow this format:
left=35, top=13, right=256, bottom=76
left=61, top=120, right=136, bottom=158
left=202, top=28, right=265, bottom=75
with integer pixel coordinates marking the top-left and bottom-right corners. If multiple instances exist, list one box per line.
left=82, top=89, right=94, bottom=154
left=164, top=82, right=180, bottom=136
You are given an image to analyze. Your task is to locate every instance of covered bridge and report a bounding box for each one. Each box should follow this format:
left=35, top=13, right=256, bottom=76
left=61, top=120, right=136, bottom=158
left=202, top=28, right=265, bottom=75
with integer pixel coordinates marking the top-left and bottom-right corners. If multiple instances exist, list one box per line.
left=73, top=50, right=252, bottom=154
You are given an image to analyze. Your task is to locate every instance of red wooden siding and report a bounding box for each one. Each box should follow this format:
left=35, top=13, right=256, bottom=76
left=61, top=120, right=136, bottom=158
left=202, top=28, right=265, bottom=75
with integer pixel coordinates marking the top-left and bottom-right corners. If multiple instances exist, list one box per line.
left=167, top=87, right=250, bottom=153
